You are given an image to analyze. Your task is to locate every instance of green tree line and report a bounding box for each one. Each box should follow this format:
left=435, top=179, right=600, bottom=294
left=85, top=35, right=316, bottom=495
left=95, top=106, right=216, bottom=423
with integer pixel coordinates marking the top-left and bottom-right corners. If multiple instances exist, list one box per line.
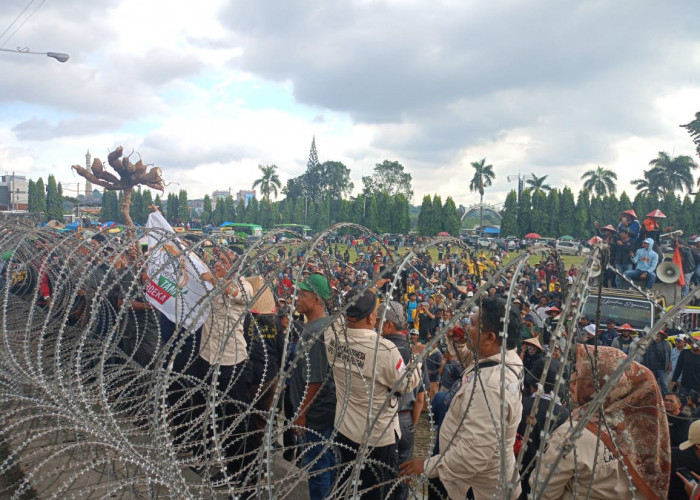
left=498, top=187, right=700, bottom=239
left=27, top=174, right=64, bottom=222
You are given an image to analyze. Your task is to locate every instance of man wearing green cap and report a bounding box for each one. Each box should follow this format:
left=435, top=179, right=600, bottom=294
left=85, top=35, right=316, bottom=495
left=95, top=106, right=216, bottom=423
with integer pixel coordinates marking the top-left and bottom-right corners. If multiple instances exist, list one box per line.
left=289, top=273, right=337, bottom=500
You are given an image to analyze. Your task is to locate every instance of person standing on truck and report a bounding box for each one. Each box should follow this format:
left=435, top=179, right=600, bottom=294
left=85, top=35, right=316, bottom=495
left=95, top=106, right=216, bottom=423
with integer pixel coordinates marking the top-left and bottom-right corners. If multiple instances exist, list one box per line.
left=612, top=230, right=634, bottom=289
left=617, top=209, right=641, bottom=248
left=640, top=209, right=666, bottom=249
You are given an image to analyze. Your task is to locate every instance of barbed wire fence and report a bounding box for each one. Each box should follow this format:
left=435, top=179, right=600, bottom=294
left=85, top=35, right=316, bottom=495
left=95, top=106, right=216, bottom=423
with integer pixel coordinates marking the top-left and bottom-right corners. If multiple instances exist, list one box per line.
left=0, top=223, right=692, bottom=499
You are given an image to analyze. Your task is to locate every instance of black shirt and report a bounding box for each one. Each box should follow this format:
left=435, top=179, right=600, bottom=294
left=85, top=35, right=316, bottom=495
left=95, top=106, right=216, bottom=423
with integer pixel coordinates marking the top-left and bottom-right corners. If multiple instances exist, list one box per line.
left=288, top=316, right=336, bottom=430
left=673, top=350, right=700, bottom=391
left=668, top=413, right=693, bottom=448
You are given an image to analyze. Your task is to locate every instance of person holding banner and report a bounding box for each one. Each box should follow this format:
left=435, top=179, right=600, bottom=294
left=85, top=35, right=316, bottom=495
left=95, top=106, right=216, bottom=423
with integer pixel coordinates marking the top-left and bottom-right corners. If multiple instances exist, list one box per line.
left=194, top=250, right=255, bottom=486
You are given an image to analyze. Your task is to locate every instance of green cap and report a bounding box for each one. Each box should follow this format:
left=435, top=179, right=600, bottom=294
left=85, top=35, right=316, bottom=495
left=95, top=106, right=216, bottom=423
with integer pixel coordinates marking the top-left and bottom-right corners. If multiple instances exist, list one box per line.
left=297, top=273, right=330, bottom=300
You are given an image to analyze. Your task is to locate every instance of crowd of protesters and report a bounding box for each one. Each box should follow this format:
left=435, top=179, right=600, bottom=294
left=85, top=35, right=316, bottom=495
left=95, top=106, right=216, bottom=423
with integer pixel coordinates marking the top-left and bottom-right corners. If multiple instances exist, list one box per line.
left=3, top=214, right=700, bottom=500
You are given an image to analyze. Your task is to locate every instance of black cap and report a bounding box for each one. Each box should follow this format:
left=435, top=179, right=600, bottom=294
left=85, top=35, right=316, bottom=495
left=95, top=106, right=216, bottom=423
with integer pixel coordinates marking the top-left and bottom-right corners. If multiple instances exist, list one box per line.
left=345, top=288, right=376, bottom=321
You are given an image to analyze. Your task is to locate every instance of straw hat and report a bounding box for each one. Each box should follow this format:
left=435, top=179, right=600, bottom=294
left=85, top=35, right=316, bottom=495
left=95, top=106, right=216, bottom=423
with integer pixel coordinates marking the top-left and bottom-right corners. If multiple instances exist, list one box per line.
left=245, top=276, right=277, bottom=314
left=523, top=337, right=543, bottom=351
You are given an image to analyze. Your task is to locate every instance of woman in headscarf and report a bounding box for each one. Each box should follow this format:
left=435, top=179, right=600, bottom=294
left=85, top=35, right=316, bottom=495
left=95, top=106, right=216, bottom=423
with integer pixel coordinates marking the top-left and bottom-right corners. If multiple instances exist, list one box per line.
left=531, top=344, right=670, bottom=499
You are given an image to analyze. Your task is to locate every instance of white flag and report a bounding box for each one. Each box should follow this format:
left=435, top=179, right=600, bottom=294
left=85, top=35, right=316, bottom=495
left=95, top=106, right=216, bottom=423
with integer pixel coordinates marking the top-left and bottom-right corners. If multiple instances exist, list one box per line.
left=145, top=211, right=213, bottom=330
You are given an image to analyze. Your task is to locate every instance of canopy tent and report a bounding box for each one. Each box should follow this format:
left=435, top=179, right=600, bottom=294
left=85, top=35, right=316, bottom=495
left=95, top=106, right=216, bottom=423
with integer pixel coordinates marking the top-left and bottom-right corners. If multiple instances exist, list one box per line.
left=483, top=227, right=500, bottom=234
left=437, top=231, right=451, bottom=236
left=524, top=232, right=541, bottom=239
left=559, top=235, right=574, bottom=240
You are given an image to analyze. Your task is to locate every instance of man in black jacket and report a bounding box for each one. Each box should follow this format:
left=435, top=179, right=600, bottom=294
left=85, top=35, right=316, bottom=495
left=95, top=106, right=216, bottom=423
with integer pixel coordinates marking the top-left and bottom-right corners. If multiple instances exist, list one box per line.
left=672, top=340, right=700, bottom=406
left=642, top=331, right=672, bottom=396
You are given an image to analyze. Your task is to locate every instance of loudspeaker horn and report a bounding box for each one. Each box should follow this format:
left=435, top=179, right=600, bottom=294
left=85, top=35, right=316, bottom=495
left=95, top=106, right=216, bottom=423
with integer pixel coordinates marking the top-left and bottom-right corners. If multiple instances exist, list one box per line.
left=657, top=261, right=681, bottom=283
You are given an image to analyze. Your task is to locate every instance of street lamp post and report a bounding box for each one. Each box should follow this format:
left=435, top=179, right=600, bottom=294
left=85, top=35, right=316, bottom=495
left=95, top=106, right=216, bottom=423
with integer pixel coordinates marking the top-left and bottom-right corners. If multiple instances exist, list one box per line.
left=0, top=46, right=69, bottom=62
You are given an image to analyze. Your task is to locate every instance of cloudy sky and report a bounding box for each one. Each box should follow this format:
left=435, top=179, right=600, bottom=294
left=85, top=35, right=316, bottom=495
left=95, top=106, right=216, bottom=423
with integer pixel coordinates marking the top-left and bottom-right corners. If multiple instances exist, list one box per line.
left=1, top=0, right=699, bottom=207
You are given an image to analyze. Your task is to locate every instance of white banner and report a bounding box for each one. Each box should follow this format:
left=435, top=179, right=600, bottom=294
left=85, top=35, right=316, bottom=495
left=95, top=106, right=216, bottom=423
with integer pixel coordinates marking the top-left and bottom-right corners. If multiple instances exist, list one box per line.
left=145, top=211, right=213, bottom=330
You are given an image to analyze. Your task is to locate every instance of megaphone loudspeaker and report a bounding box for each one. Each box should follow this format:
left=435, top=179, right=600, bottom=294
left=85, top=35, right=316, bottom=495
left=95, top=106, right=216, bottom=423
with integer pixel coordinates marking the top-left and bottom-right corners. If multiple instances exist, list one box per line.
left=657, top=261, right=681, bottom=283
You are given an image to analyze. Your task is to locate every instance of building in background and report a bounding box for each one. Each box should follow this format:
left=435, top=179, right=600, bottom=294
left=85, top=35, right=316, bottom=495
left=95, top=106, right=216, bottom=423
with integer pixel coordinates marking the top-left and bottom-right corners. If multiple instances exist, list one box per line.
left=84, top=150, right=93, bottom=199
left=211, top=190, right=229, bottom=208
left=236, top=189, right=255, bottom=207
left=0, top=173, right=29, bottom=211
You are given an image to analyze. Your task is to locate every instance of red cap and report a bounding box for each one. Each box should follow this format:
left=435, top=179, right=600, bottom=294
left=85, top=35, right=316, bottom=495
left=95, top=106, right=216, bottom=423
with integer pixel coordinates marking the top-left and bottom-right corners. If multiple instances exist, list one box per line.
left=616, top=323, right=635, bottom=331
left=546, top=306, right=561, bottom=314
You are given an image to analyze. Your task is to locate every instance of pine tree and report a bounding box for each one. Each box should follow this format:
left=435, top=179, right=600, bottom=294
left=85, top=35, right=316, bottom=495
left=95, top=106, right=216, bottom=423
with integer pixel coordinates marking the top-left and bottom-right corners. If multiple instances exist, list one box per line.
left=166, top=193, right=179, bottom=224
left=589, top=196, right=603, bottom=232
left=530, top=190, right=549, bottom=236
left=431, top=195, right=443, bottom=235
left=546, top=189, right=560, bottom=236
left=501, top=190, right=518, bottom=236
left=619, top=191, right=633, bottom=214
left=213, top=200, right=225, bottom=226
left=417, top=195, right=433, bottom=236
left=573, top=190, right=590, bottom=238
left=178, top=190, right=189, bottom=224
left=130, top=188, right=144, bottom=224
left=661, top=192, right=681, bottom=230
left=442, top=197, right=461, bottom=235
left=365, top=195, right=379, bottom=233
left=154, top=194, right=163, bottom=212
left=679, top=195, right=693, bottom=234
left=27, top=179, right=36, bottom=212
left=100, top=191, right=119, bottom=222
left=245, top=197, right=258, bottom=224
left=518, top=190, right=532, bottom=235
left=141, top=189, right=153, bottom=223
left=307, top=136, right=320, bottom=170
left=558, top=187, right=576, bottom=236
left=224, top=196, right=236, bottom=223
left=201, top=194, right=212, bottom=226
left=45, top=175, right=63, bottom=221
left=35, top=178, right=47, bottom=214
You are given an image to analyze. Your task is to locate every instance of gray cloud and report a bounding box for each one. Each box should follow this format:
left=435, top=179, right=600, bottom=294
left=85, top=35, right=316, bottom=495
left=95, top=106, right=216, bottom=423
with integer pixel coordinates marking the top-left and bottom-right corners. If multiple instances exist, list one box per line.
left=12, top=116, right=124, bottom=140
left=214, top=0, right=700, bottom=173
left=139, top=131, right=260, bottom=170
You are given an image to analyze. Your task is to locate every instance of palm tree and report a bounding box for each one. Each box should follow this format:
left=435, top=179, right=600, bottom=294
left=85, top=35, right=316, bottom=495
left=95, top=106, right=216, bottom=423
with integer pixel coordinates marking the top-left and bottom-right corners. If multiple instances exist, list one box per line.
left=581, top=166, right=617, bottom=197
left=524, top=173, right=552, bottom=196
left=252, top=164, right=282, bottom=201
left=631, top=170, right=665, bottom=197
left=468, top=158, right=495, bottom=235
left=647, top=151, right=698, bottom=194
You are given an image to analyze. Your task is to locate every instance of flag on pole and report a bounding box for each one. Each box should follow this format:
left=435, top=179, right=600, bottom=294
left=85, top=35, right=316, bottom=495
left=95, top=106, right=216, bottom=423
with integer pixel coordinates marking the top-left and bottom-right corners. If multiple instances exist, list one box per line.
left=672, top=244, right=686, bottom=288
left=145, top=211, right=213, bottom=330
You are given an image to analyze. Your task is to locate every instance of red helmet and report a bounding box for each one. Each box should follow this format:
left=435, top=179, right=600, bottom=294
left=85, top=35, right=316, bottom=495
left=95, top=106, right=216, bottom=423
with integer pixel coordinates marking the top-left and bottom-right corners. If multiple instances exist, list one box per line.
left=621, top=209, right=637, bottom=219
left=646, top=209, right=666, bottom=218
